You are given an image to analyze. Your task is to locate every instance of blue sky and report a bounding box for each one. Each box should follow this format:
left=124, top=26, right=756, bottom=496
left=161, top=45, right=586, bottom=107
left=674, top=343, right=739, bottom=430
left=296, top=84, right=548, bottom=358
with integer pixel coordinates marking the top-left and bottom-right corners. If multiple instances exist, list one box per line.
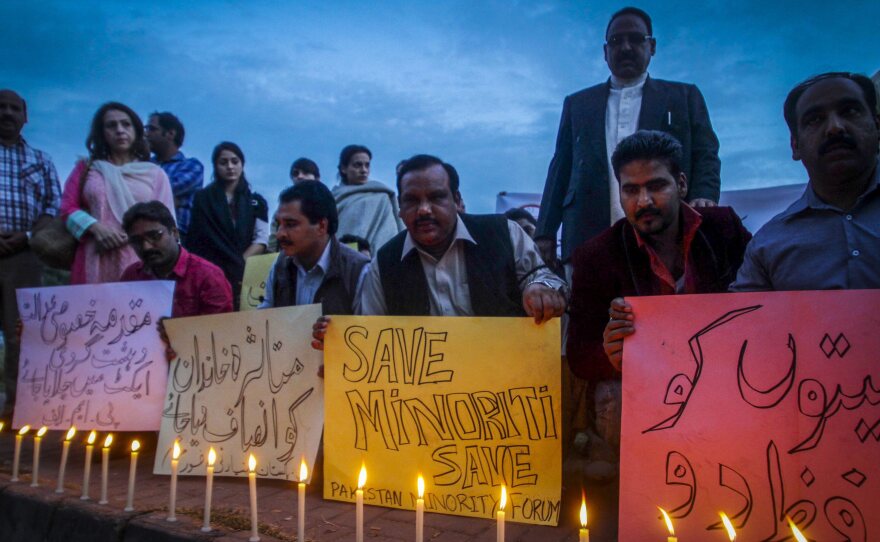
left=3, top=0, right=878, bottom=214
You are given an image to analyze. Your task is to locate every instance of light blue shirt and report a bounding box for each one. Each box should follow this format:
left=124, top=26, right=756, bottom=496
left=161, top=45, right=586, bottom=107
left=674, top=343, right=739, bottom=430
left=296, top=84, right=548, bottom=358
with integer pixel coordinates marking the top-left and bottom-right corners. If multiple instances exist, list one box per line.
left=731, top=165, right=880, bottom=291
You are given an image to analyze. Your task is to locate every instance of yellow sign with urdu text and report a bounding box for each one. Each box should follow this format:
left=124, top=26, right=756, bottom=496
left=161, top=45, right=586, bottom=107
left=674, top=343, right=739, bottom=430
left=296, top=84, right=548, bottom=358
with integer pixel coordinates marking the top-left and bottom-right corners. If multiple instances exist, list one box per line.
left=324, top=315, right=562, bottom=526
left=240, top=253, right=279, bottom=310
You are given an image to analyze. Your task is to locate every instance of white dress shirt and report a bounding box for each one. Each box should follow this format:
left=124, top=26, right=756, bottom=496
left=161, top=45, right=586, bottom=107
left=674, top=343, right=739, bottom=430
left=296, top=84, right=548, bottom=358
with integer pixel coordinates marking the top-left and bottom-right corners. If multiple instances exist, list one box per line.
left=605, top=72, right=649, bottom=225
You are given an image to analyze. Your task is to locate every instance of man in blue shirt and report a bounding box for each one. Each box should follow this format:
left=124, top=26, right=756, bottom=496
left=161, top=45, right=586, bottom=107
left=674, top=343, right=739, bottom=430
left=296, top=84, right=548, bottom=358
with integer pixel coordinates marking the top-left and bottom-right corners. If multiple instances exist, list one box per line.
left=731, top=72, right=880, bottom=291
left=146, top=112, right=203, bottom=241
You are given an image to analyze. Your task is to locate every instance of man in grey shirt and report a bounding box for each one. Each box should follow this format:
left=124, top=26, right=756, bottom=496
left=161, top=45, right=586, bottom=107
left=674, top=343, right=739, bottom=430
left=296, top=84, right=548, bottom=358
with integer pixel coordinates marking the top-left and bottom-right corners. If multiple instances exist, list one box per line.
left=731, top=72, right=880, bottom=291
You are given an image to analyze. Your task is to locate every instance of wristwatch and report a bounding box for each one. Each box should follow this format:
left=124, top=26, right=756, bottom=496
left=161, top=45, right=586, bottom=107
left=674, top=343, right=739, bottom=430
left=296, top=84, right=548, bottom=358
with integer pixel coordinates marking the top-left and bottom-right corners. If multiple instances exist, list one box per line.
left=526, top=279, right=570, bottom=301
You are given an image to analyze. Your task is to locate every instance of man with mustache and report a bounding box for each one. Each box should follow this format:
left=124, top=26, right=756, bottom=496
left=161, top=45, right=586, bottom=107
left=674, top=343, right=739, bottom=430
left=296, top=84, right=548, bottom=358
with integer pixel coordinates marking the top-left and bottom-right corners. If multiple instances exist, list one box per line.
left=731, top=72, right=880, bottom=291
left=261, top=180, right=369, bottom=314
left=566, top=130, right=750, bottom=536
left=0, top=89, right=62, bottom=417
left=120, top=201, right=232, bottom=317
left=535, top=7, right=721, bottom=276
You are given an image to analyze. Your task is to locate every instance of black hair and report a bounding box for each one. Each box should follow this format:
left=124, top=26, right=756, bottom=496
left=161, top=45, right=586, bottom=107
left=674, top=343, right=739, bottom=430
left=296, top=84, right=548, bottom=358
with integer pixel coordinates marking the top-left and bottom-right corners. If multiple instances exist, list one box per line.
left=150, top=111, right=185, bottom=147
left=290, top=157, right=321, bottom=180
left=86, top=102, right=150, bottom=161
left=395, top=154, right=460, bottom=196
left=211, top=141, right=250, bottom=190
left=611, top=130, right=683, bottom=181
left=339, top=234, right=371, bottom=254
left=606, top=6, right=653, bottom=38
left=337, top=144, right=372, bottom=184
left=783, top=72, right=878, bottom=136
left=504, top=207, right=537, bottom=226
left=277, top=180, right=339, bottom=235
left=122, top=200, right=177, bottom=233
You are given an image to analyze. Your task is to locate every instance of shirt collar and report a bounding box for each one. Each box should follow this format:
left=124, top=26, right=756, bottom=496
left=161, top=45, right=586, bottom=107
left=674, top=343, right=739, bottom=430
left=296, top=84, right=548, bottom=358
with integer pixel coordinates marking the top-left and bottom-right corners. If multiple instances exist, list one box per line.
left=610, top=71, right=649, bottom=90
left=780, top=163, right=880, bottom=221
left=401, top=214, right=476, bottom=261
left=153, top=151, right=186, bottom=165
left=168, top=246, right=190, bottom=278
left=292, top=238, right=332, bottom=273
left=632, top=202, right=703, bottom=250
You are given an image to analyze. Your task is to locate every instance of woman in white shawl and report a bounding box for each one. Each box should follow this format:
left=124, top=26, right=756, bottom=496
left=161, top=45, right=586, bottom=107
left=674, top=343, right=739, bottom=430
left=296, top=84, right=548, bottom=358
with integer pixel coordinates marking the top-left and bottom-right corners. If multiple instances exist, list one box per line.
left=331, top=144, right=402, bottom=252
left=60, top=102, right=175, bottom=284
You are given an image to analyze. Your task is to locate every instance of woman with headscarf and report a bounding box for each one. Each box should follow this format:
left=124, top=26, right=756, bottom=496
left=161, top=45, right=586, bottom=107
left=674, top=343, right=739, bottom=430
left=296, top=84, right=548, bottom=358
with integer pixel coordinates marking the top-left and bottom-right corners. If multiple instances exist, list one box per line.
left=60, top=102, right=175, bottom=284
left=186, top=141, right=268, bottom=308
left=332, top=144, right=402, bottom=252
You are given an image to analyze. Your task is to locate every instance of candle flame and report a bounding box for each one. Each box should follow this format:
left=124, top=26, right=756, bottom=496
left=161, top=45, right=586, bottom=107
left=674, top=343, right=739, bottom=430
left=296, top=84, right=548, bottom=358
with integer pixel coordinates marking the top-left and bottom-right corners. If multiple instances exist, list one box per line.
left=87, top=430, right=97, bottom=445
left=172, top=440, right=181, bottom=460
left=131, top=440, right=140, bottom=452
left=499, top=485, right=507, bottom=511
left=719, top=512, right=736, bottom=541
left=103, top=434, right=113, bottom=448
left=417, top=474, right=425, bottom=498
left=18, top=425, right=30, bottom=435
left=65, top=426, right=76, bottom=441
left=658, top=507, right=674, bottom=536
left=300, top=458, right=308, bottom=481
left=36, top=426, right=48, bottom=437
left=207, top=447, right=216, bottom=466
left=580, top=496, right=588, bottom=528
left=788, top=517, right=808, bottom=542
left=248, top=453, right=257, bottom=472
left=0, top=421, right=4, bottom=432
left=357, top=463, right=367, bottom=489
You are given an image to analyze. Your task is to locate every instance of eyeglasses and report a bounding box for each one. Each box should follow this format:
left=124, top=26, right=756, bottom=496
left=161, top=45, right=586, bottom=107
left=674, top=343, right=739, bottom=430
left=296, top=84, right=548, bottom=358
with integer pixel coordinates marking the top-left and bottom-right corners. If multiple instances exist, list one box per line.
left=606, top=32, right=653, bottom=48
left=144, top=125, right=161, bottom=132
left=128, top=228, right=166, bottom=246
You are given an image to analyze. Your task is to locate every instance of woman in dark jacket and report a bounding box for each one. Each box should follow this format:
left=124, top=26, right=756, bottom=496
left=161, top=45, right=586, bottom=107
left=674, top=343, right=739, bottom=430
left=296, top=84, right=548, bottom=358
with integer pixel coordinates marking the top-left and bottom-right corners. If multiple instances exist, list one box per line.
left=187, top=141, right=268, bottom=308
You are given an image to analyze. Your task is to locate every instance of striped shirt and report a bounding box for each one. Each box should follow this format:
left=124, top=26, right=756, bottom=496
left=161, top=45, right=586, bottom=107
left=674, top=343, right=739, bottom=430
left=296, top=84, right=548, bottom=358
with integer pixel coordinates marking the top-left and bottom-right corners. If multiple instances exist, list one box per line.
left=154, top=151, right=204, bottom=235
left=0, top=138, right=61, bottom=232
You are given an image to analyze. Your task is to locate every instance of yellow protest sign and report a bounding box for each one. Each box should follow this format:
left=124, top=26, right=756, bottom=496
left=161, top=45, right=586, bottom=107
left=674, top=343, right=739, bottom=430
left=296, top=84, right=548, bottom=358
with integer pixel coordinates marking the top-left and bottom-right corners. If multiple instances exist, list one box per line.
left=239, top=253, right=279, bottom=310
left=323, top=315, right=562, bottom=526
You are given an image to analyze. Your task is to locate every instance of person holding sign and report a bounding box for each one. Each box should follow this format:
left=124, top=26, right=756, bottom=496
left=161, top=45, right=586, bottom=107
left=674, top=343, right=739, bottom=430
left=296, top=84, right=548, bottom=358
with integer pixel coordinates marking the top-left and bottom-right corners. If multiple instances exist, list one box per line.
left=120, top=201, right=232, bottom=318
left=260, top=181, right=369, bottom=314
left=731, top=72, right=880, bottom=291
left=566, top=130, right=751, bottom=537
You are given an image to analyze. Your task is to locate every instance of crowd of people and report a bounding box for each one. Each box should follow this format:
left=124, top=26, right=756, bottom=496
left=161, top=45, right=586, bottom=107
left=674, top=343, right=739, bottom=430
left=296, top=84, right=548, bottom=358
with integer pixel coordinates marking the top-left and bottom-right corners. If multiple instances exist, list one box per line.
left=2, top=5, right=879, bottom=538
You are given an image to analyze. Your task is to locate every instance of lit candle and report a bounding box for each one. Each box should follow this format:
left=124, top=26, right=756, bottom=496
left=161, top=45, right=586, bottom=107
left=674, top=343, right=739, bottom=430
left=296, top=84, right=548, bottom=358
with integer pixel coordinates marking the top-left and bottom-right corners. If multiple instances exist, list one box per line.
left=124, top=440, right=140, bottom=511
left=416, top=474, right=425, bottom=542
left=11, top=425, right=30, bottom=482
left=719, top=512, right=736, bottom=540
left=579, top=494, right=589, bottom=542
left=81, top=430, right=97, bottom=500
left=497, top=485, right=507, bottom=542
left=56, top=426, right=77, bottom=493
left=298, top=458, right=308, bottom=542
left=30, top=426, right=48, bottom=487
left=248, top=454, right=260, bottom=542
left=788, top=517, right=808, bottom=542
left=356, top=463, right=366, bottom=542
left=658, top=507, right=676, bottom=542
left=201, top=447, right=216, bottom=532
left=167, top=440, right=181, bottom=522
left=99, top=434, right=113, bottom=504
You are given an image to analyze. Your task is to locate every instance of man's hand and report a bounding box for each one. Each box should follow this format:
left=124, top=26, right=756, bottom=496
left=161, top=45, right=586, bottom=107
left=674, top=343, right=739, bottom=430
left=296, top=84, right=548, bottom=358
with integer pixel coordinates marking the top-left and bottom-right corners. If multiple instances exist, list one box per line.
left=690, top=198, right=717, bottom=208
left=0, top=232, right=28, bottom=256
left=535, top=238, right=558, bottom=266
left=311, top=315, right=331, bottom=351
left=88, top=222, right=128, bottom=253
left=522, top=283, right=566, bottom=324
left=603, top=297, right=635, bottom=372
left=157, top=317, right=177, bottom=362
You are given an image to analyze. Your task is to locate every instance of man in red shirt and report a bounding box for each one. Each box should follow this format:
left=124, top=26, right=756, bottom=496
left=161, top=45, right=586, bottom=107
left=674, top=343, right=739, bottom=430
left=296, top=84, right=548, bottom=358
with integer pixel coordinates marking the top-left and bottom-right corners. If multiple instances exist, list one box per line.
left=120, top=201, right=232, bottom=317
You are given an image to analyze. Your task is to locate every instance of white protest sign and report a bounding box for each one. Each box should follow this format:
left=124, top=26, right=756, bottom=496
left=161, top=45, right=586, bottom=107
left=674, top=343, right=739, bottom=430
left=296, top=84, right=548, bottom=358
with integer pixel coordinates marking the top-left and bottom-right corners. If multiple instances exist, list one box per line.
left=154, top=304, right=324, bottom=481
left=14, top=281, right=174, bottom=430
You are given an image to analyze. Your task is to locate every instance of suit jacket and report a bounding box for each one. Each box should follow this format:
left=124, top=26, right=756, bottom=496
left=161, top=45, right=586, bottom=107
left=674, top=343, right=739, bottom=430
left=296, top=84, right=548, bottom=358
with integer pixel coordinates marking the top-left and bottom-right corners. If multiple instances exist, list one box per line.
left=565, top=207, right=751, bottom=382
left=536, top=76, right=721, bottom=260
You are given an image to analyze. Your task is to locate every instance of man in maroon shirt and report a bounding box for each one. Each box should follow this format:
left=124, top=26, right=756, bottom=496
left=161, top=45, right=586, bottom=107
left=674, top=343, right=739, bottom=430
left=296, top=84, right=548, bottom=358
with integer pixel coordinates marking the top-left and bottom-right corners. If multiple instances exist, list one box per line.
left=120, top=201, right=232, bottom=317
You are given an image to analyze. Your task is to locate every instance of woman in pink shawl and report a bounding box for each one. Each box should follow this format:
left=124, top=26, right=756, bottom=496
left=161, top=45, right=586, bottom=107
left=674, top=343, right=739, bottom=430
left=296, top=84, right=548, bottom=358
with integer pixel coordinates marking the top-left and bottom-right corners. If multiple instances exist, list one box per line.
left=60, top=102, right=175, bottom=284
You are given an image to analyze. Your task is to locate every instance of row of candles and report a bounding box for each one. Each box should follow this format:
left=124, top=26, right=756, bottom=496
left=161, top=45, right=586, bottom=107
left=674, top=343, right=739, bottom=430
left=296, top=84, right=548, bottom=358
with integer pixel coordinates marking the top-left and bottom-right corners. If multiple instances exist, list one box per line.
left=4, top=422, right=812, bottom=540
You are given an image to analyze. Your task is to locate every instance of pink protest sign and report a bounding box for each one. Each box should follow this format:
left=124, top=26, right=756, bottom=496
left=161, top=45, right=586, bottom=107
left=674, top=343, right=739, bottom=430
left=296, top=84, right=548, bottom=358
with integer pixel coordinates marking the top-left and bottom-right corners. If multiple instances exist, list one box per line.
left=620, top=290, right=879, bottom=540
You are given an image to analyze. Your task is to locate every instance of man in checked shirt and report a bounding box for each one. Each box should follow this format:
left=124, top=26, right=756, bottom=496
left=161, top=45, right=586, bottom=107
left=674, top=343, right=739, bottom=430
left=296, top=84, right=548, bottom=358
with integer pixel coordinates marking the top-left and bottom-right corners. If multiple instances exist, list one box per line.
left=0, top=89, right=61, bottom=418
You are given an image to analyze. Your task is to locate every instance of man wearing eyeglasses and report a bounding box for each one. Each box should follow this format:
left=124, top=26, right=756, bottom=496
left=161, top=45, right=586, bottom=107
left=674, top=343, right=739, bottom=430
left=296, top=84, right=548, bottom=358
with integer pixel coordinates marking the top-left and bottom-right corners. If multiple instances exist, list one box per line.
left=535, top=7, right=721, bottom=272
left=120, top=200, right=232, bottom=317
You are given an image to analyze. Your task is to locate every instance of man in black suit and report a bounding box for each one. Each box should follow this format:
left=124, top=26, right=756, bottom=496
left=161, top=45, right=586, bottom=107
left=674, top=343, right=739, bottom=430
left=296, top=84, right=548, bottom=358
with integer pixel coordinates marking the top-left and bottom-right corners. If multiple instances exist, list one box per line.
left=535, top=7, right=721, bottom=267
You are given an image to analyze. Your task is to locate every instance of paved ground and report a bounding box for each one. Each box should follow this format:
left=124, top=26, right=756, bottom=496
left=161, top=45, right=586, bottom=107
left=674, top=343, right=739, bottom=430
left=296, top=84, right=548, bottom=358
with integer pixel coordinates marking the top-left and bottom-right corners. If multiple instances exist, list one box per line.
left=0, top=430, right=618, bottom=541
